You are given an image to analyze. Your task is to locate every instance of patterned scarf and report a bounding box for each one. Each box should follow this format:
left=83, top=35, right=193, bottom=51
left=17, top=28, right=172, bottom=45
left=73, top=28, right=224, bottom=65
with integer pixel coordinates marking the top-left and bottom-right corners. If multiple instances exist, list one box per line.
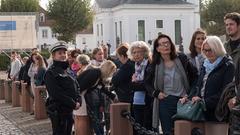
left=134, top=59, right=148, bottom=82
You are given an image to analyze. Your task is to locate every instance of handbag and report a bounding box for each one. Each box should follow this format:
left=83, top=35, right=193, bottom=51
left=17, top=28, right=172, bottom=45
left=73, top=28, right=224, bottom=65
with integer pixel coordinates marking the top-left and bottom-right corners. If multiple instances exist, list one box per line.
left=173, top=100, right=206, bottom=122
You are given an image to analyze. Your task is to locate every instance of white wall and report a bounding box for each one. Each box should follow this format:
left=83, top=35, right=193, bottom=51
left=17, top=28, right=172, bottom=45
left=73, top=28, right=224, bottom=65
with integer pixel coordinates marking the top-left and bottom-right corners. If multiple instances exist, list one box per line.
left=37, top=26, right=58, bottom=46
left=76, top=34, right=96, bottom=51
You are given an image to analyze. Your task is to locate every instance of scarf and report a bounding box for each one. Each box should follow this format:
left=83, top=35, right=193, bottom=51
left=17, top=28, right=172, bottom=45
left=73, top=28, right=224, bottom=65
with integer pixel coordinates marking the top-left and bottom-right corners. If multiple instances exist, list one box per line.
left=135, top=59, right=148, bottom=82
left=203, top=57, right=223, bottom=74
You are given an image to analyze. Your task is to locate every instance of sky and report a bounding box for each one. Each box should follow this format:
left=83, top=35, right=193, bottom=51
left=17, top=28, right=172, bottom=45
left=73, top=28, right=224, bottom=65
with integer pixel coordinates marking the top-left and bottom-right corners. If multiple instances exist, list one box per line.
left=40, top=0, right=95, bottom=9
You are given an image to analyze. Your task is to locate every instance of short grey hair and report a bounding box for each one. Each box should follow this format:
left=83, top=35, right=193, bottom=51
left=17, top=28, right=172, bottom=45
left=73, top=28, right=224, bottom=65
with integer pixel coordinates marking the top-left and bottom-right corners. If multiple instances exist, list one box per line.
left=77, top=54, right=90, bottom=65
left=128, top=41, right=151, bottom=60
left=202, top=36, right=226, bottom=57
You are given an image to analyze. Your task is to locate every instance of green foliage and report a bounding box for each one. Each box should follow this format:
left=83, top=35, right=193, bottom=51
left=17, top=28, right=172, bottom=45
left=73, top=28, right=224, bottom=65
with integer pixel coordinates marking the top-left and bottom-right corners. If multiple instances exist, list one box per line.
left=48, top=0, right=93, bottom=42
left=0, top=54, right=10, bottom=70
left=201, top=0, right=240, bottom=35
left=0, top=0, right=39, bottom=12
left=40, top=49, right=50, bottom=59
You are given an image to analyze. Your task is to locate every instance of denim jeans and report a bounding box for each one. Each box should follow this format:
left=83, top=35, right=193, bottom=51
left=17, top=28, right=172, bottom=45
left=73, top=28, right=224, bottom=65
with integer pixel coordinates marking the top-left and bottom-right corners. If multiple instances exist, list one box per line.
left=159, top=95, right=180, bottom=135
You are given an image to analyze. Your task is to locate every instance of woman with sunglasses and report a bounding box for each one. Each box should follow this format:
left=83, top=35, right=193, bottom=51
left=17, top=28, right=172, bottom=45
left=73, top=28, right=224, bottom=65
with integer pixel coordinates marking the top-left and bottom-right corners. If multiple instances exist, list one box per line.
left=148, top=34, right=198, bottom=135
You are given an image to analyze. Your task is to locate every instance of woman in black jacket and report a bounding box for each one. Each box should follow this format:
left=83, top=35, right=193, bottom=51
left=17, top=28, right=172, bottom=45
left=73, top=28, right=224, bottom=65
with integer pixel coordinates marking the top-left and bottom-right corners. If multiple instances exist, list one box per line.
left=128, top=41, right=153, bottom=135
left=76, top=60, right=117, bottom=135
left=182, top=36, right=235, bottom=121
left=112, top=43, right=135, bottom=103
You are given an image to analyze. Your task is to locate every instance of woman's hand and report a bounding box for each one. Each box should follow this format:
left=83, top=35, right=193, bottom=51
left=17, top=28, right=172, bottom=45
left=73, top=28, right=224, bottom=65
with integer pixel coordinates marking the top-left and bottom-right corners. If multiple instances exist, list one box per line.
left=192, top=96, right=201, bottom=103
left=179, top=96, right=188, bottom=104
left=132, top=73, right=137, bottom=82
left=158, top=92, right=166, bottom=100
left=228, top=97, right=237, bottom=110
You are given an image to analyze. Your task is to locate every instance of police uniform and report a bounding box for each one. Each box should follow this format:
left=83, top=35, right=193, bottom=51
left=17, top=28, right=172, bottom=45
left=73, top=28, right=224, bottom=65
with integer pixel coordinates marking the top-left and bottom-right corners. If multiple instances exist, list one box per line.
left=44, top=41, right=81, bottom=135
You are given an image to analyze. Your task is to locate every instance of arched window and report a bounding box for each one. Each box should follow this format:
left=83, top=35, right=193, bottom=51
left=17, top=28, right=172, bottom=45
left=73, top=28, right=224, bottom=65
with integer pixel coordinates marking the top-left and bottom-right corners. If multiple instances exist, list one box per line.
left=40, top=13, right=45, bottom=22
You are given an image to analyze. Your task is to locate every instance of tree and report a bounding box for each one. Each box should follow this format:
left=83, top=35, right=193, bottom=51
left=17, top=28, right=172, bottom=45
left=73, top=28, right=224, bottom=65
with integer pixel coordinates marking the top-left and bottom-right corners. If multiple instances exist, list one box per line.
left=0, top=0, right=39, bottom=12
left=201, top=0, right=240, bottom=35
left=48, top=0, right=93, bottom=42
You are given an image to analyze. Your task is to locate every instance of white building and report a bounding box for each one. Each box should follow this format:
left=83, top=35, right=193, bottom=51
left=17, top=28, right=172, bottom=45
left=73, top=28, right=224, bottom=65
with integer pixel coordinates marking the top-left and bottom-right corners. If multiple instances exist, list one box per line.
left=75, top=27, right=96, bottom=52
left=93, top=0, right=200, bottom=53
left=38, top=6, right=58, bottom=49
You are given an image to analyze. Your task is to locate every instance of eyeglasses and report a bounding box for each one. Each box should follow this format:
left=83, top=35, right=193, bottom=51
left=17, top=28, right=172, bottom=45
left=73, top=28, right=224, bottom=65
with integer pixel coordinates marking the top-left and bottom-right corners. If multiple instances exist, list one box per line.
left=158, top=41, right=171, bottom=48
left=203, top=48, right=213, bottom=53
left=132, top=50, right=144, bottom=55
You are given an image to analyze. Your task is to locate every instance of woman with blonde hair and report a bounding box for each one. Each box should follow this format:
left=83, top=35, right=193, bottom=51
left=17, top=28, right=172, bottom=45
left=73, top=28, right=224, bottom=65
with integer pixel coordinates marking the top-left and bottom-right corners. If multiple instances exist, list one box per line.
left=181, top=36, right=235, bottom=122
left=76, top=60, right=117, bottom=135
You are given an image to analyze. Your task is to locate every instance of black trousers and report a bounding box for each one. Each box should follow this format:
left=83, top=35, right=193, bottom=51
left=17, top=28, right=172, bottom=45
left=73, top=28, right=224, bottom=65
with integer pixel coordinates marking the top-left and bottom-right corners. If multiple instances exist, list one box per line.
left=49, top=112, right=74, bottom=135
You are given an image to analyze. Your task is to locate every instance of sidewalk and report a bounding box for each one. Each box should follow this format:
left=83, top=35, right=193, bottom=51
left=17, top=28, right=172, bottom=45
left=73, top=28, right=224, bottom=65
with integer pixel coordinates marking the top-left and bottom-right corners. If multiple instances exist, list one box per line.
left=0, top=100, right=52, bottom=135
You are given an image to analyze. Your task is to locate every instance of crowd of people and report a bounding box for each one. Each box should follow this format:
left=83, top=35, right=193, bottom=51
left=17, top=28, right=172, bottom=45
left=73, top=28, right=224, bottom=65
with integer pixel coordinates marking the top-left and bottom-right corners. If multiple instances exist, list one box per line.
left=6, top=12, right=240, bottom=135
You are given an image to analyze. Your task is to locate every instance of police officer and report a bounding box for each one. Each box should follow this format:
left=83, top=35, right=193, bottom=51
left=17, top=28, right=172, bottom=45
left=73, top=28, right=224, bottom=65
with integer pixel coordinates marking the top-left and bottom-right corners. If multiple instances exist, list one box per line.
left=44, top=41, right=81, bottom=135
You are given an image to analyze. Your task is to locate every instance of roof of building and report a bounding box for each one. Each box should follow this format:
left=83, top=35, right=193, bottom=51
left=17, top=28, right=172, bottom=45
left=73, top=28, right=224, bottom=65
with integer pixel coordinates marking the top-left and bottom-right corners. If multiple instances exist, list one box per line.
left=95, top=0, right=191, bottom=8
left=39, top=6, right=55, bottom=27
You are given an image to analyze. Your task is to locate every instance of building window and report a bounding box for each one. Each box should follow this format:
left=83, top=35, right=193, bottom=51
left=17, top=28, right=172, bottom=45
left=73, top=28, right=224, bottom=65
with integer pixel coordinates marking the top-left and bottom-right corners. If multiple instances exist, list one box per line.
left=101, top=24, right=103, bottom=36
left=97, top=24, right=99, bottom=36
left=42, top=29, right=48, bottom=38
left=138, top=20, right=145, bottom=41
left=120, top=21, right=122, bottom=43
left=175, top=20, right=181, bottom=45
left=82, top=38, right=86, bottom=44
left=52, top=33, right=57, bottom=38
left=40, top=13, right=45, bottom=22
left=156, top=20, right=163, bottom=28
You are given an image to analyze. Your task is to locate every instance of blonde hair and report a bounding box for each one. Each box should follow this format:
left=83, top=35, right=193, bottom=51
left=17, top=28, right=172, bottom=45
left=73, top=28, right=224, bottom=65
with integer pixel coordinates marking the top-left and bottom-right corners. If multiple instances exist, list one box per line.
left=128, top=41, right=151, bottom=60
left=100, top=60, right=117, bottom=80
left=201, top=36, right=226, bottom=57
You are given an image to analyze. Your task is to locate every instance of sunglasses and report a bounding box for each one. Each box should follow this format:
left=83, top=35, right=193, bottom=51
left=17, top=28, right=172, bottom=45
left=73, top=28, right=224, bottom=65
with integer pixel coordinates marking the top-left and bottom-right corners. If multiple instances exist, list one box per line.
left=203, top=48, right=213, bottom=53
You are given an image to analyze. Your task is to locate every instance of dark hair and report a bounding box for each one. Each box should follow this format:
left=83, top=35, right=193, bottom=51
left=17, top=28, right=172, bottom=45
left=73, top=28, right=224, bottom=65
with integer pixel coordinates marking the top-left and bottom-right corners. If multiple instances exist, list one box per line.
left=152, top=34, right=177, bottom=65
left=189, top=29, right=206, bottom=58
left=11, top=51, right=17, bottom=55
left=116, top=43, right=129, bottom=58
left=224, top=12, right=240, bottom=25
left=92, top=47, right=103, bottom=59
left=70, top=49, right=81, bottom=58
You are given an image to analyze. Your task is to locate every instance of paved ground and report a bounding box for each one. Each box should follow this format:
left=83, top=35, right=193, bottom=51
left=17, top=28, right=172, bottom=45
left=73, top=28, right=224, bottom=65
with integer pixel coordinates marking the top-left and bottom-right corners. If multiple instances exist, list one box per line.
left=0, top=100, right=52, bottom=135
left=0, top=71, right=7, bottom=79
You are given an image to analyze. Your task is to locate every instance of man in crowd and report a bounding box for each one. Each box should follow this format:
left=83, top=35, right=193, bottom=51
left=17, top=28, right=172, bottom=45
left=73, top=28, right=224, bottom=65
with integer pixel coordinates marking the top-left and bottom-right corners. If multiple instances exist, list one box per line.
left=10, top=51, right=22, bottom=81
left=224, top=12, right=240, bottom=109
